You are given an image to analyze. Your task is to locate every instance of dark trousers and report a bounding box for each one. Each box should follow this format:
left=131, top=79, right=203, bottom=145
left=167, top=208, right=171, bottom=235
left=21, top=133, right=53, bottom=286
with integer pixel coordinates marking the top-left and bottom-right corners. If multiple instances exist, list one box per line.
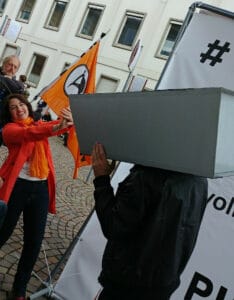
left=0, top=200, right=7, bottom=229
left=0, top=178, right=49, bottom=297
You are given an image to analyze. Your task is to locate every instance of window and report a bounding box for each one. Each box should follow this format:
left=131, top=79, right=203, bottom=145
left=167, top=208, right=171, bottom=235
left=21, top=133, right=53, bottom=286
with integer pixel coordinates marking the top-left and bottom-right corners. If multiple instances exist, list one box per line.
left=27, top=54, right=47, bottom=87
left=127, top=75, right=147, bottom=92
left=17, top=0, right=36, bottom=22
left=156, top=20, right=182, bottom=59
left=0, top=0, right=7, bottom=16
left=114, top=11, right=145, bottom=50
left=77, top=3, right=105, bottom=40
left=96, top=75, right=119, bottom=93
left=45, top=0, right=68, bottom=30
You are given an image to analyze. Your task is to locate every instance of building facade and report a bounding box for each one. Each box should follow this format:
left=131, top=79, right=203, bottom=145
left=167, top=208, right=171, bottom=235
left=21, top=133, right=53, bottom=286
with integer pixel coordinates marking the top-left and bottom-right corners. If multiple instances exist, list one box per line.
left=0, top=0, right=234, bottom=101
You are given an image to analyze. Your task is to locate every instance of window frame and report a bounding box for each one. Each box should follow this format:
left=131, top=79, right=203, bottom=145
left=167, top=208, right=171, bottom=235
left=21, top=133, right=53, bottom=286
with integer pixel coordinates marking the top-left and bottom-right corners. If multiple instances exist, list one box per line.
left=0, top=44, right=19, bottom=65
left=155, top=19, right=182, bottom=60
left=96, top=74, right=119, bottom=93
left=44, top=0, right=69, bottom=31
left=26, top=53, right=47, bottom=87
left=113, top=10, right=145, bottom=51
left=0, top=0, right=7, bottom=16
left=16, top=0, right=36, bottom=23
left=76, top=3, right=105, bottom=40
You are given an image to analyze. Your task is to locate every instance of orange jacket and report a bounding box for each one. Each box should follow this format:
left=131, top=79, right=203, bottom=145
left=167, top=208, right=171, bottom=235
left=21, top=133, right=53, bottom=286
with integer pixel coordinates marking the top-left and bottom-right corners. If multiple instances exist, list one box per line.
left=0, top=120, right=69, bottom=214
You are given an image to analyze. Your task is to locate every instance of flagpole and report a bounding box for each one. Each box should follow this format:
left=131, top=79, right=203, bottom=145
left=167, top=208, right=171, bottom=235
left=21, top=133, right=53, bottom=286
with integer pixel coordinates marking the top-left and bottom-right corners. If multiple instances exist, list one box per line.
left=122, top=71, right=133, bottom=92
left=122, top=40, right=143, bottom=92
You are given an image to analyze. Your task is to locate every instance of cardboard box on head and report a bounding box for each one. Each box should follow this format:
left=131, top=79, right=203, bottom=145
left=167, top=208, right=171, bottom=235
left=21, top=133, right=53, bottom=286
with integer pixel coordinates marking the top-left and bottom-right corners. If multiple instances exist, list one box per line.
left=69, top=87, right=234, bottom=178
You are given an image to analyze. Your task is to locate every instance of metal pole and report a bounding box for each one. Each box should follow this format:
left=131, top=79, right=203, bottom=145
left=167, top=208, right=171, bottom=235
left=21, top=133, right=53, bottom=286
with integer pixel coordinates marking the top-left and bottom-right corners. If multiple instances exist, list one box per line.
left=121, top=69, right=133, bottom=92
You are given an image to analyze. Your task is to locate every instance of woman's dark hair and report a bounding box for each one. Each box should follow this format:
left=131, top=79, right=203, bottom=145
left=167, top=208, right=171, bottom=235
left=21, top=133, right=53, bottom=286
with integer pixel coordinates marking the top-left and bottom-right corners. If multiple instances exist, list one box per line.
left=1, top=93, right=34, bottom=125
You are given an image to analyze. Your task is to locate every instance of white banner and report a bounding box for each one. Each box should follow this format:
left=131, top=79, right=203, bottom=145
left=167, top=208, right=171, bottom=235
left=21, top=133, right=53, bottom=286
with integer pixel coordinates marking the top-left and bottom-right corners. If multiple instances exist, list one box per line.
left=53, top=212, right=105, bottom=300
left=0, top=16, right=22, bottom=43
left=54, top=166, right=234, bottom=300
left=127, top=75, right=147, bottom=92
left=172, top=176, right=234, bottom=299
left=158, top=12, right=234, bottom=90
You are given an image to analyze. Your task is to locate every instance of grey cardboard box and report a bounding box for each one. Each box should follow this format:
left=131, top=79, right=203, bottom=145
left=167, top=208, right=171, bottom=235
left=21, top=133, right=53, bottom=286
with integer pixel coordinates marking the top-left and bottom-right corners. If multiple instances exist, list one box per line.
left=69, top=87, right=234, bottom=178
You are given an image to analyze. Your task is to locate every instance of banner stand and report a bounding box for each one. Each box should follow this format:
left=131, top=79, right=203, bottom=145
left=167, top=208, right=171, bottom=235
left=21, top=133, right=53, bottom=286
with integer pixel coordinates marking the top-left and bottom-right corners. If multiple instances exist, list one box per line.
left=29, top=209, right=96, bottom=299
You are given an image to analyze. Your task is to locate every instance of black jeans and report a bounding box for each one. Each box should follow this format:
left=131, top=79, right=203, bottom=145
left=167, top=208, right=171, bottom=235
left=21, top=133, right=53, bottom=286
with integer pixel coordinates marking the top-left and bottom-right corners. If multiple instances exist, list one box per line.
left=0, top=178, right=49, bottom=297
left=0, top=200, right=7, bottom=229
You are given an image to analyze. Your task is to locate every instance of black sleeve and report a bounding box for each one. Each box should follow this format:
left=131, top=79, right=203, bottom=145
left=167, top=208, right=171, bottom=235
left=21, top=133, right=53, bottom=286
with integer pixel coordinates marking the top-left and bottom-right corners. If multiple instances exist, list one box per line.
left=0, top=76, right=24, bottom=94
left=93, top=168, right=148, bottom=240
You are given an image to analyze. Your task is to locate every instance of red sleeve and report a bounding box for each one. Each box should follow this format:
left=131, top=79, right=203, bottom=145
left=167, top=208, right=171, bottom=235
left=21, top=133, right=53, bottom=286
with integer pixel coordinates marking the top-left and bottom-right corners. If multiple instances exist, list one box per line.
left=2, top=122, right=55, bottom=145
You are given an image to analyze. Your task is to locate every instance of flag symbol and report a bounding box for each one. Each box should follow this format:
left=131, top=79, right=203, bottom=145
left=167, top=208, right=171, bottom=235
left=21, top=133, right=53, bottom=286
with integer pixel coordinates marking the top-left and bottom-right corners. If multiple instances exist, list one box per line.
left=64, top=65, right=89, bottom=95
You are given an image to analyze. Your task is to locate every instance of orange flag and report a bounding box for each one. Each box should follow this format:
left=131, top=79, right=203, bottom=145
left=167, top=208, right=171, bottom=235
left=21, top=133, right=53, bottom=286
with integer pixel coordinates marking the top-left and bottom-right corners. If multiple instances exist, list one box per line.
left=41, top=41, right=100, bottom=178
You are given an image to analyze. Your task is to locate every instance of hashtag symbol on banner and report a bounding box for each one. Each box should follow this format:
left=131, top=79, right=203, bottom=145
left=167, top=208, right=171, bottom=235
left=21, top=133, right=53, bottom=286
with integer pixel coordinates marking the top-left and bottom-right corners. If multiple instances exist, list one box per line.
left=200, top=40, right=230, bottom=66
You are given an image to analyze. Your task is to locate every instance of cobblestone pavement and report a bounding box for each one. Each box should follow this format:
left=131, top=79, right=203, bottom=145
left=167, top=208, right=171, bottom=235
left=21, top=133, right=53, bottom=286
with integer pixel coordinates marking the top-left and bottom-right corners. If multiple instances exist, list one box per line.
left=0, top=137, right=95, bottom=300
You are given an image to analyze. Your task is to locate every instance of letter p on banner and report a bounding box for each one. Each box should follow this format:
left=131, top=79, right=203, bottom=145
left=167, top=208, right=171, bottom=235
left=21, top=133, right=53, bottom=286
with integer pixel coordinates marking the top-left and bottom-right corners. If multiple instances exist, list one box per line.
left=185, top=272, right=213, bottom=299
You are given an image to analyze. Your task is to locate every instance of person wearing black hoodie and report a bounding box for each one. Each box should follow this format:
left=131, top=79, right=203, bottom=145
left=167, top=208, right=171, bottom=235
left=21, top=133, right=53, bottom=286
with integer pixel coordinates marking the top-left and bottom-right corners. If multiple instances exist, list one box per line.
left=92, top=143, right=208, bottom=300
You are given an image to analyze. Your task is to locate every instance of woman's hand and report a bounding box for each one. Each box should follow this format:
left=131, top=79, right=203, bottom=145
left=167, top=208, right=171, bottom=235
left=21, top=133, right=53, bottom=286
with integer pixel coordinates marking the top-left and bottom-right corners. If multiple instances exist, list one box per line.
left=53, top=107, right=74, bottom=131
left=91, top=143, right=116, bottom=178
left=60, top=107, right=74, bottom=127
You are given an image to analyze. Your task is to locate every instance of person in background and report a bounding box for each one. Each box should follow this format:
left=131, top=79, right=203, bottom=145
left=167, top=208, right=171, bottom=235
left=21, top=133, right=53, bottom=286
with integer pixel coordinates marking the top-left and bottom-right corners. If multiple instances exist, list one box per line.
left=19, top=75, right=27, bottom=88
left=0, top=55, right=24, bottom=103
left=19, top=75, right=30, bottom=99
left=0, top=93, right=73, bottom=300
left=33, top=99, right=47, bottom=121
left=92, top=143, right=208, bottom=300
left=42, top=108, right=52, bottom=122
left=0, top=56, right=25, bottom=145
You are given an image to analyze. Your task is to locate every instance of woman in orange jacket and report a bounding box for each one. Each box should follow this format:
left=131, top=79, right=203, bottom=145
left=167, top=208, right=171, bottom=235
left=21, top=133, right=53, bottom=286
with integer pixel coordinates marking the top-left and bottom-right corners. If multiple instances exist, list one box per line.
left=0, top=93, right=73, bottom=300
